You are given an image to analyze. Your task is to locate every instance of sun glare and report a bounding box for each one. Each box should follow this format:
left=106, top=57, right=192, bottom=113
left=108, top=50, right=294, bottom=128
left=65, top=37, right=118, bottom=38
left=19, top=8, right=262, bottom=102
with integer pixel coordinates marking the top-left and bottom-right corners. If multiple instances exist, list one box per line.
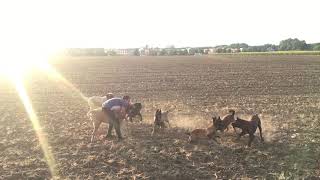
left=0, top=46, right=87, bottom=178
left=0, top=47, right=56, bottom=80
left=13, top=77, right=57, bottom=177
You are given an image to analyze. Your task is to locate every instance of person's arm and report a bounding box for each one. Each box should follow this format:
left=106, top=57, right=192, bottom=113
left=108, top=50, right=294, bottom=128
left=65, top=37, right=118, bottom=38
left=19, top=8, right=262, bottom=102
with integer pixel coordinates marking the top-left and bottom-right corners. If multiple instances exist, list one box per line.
left=114, top=107, right=126, bottom=119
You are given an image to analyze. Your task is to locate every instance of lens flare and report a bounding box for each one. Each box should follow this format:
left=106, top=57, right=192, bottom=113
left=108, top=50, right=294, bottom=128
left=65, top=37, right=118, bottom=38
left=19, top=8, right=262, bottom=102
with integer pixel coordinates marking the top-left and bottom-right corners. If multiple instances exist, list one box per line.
left=38, top=63, right=88, bottom=102
left=13, top=77, right=57, bottom=177
left=1, top=45, right=89, bottom=178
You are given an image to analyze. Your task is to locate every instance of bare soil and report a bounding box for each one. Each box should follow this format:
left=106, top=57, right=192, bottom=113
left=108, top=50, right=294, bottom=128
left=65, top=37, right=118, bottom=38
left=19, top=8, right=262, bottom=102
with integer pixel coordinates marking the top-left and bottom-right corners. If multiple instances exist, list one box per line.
left=1, top=55, right=320, bottom=179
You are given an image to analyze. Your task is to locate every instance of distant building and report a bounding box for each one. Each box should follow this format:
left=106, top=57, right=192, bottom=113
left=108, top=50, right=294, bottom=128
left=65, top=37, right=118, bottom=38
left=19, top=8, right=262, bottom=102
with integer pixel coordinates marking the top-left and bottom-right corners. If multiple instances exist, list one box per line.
left=208, top=48, right=217, bottom=54
left=104, top=48, right=136, bottom=56
left=115, top=49, right=136, bottom=55
left=231, top=48, right=240, bottom=53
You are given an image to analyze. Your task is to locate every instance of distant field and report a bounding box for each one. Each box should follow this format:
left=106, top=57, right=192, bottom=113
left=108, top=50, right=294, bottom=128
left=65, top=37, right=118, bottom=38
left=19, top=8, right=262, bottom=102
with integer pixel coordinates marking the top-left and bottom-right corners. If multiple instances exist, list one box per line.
left=210, top=51, right=320, bottom=55
left=1, top=55, right=320, bottom=179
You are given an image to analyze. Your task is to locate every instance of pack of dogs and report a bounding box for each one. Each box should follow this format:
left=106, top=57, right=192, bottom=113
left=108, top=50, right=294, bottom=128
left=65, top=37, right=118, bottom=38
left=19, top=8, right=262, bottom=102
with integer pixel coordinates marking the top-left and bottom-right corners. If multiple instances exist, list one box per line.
left=86, top=95, right=264, bottom=147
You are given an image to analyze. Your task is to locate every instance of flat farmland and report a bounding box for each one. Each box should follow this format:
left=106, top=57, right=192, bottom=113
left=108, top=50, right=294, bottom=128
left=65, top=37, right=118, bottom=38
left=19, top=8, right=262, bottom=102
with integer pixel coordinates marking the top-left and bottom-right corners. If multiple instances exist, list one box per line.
left=1, top=55, right=320, bottom=179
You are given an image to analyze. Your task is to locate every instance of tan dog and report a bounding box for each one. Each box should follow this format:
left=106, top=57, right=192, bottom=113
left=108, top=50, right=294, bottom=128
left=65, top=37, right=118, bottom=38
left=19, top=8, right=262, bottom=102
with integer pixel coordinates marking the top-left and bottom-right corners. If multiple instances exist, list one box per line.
left=186, top=117, right=220, bottom=143
left=87, top=107, right=126, bottom=142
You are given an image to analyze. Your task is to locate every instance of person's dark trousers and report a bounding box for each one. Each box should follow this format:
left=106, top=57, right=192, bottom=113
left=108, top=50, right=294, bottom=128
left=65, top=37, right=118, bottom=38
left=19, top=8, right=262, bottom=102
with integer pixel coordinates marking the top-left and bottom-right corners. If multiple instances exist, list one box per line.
left=102, top=107, right=123, bottom=140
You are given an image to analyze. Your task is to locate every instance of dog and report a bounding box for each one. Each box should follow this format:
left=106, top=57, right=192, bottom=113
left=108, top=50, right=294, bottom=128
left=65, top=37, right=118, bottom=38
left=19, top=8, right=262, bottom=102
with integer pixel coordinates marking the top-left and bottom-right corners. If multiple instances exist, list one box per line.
left=87, top=93, right=114, bottom=110
left=215, top=109, right=236, bottom=133
left=87, top=107, right=126, bottom=143
left=185, top=116, right=220, bottom=143
left=151, top=109, right=170, bottom=135
left=127, top=103, right=143, bottom=122
left=231, top=114, right=264, bottom=147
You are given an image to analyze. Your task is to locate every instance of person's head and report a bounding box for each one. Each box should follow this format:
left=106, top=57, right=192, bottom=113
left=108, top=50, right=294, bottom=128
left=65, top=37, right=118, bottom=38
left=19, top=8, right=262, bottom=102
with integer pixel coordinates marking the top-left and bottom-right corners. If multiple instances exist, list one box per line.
left=122, top=95, right=131, bottom=103
left=106, top=93, right=114, bottom=100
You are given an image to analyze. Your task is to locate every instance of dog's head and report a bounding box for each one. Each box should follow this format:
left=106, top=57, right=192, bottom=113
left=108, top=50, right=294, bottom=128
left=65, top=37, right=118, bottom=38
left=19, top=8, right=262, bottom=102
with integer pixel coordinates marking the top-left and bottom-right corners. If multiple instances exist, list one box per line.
left=129, top=103, right=142, bottom=113
left=127, top=103, right=142, bottom=115
left=154, top=109, right=162, bottom=122
left=133, top=103, right=142, bottom=111
left=228, top=109, right=235, bottom=116
left=251, top=114, right=260, bottom=121
left=212, top=116, right=223, bottom=130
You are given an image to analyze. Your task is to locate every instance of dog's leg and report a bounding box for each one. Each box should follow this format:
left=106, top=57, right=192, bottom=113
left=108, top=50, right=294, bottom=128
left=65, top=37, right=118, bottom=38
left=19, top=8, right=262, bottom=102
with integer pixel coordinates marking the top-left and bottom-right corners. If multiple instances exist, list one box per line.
left=161, top=121, right=166, bottom=129
left=232, top=124, right=238, bottom=134
left=258, top=121, right=264, bottom=142
left=248, top=134, right=255, bottom=147
left=127, top=114, right=133, bottom=122
left=233, top=126, right=237, bottom=134
left=211, top=135, right=219, bottom=143
left=91, top=120, right=101, bottom=143
left=188, top=135, right=194, bottom=143
left=138, top=113, right=143, bottom=122
left=151, top=124, right=156, bottom=136
left=166, top=120, right=170, bottom=128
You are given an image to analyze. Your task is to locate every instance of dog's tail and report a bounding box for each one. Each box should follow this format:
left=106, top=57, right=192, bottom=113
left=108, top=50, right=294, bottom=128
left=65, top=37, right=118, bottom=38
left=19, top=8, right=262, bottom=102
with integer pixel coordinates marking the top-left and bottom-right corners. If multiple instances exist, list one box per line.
left=229, top=109, right=235, bottom=116
left=87, top=110, right=93, bottom=117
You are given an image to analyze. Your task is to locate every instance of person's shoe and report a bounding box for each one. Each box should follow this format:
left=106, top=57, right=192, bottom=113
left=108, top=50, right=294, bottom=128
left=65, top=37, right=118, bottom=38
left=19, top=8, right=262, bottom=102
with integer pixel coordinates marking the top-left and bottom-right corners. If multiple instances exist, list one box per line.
left=117, top=137, right=124, bottom=142
left=106, top=135, right=113, bottom=139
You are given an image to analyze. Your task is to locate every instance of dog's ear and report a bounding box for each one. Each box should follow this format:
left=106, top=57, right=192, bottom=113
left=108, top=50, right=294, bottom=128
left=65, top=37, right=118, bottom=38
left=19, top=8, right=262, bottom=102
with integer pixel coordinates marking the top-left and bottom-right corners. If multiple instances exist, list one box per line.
left=212, top=116, right=217, bottom=123
left=212, top=116, right=215, bottom=120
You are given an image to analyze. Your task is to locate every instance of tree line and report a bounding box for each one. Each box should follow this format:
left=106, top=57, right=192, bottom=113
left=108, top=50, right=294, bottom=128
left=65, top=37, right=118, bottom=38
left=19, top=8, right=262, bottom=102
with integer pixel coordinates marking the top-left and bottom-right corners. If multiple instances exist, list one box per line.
left=65, top=38, right=320, bottom=56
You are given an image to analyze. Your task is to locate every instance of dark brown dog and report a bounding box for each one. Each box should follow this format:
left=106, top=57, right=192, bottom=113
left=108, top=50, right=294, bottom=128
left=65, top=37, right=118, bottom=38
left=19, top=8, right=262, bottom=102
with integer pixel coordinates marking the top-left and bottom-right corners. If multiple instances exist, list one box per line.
left=216, top=109, right=236, bottom=132
left=151, top=109, right=169, bottom=135
left=231, top=114, right=264, bottom=147
left=127, top=103, right=143, bottom=122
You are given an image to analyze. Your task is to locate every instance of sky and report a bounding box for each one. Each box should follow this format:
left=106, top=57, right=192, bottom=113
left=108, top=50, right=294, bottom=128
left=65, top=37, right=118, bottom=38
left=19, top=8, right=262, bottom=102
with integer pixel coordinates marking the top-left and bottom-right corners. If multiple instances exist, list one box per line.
left=1, top=0, right=320, bottom=50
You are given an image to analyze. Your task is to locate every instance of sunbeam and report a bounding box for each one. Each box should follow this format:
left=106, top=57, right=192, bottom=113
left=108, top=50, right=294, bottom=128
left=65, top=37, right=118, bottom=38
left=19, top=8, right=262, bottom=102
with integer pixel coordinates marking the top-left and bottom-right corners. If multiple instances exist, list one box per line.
left=38, top=63, right=88, bottom=102
left=13, top=77, right=57, bottom=178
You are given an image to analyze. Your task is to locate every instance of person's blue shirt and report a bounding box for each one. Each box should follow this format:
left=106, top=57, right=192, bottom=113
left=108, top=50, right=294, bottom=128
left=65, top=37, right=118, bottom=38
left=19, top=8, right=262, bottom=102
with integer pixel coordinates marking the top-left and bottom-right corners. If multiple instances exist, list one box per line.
left=102, top=97, right=129, bottom=109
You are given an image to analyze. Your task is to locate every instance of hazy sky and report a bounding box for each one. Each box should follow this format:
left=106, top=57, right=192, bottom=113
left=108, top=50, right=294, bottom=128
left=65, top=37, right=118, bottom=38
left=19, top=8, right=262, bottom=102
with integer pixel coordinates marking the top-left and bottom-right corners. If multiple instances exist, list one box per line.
left=1, top=0, right=320, bottom=49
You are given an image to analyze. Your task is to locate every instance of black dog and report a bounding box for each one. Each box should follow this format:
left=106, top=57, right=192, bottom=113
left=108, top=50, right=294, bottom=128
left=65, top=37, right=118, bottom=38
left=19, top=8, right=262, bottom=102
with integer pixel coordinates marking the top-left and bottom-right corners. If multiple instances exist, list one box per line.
left=127, top=103, right=143, bottom=122
left=232, top=114, right=264, bottom=147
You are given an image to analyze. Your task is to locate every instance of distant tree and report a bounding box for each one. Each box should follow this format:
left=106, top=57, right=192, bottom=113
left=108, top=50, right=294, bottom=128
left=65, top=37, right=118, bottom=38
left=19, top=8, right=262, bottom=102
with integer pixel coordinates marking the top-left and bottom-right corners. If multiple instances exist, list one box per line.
left=194, top=48, right=201, bottom=53
left=177, top=49, right=188, bottom=55
left=133, top=49, right=140, bottom=56
left=188, top=48, right=196, bottom=55
left=149, top=49, right=158, bottom=56
left=279, top=38, right=307, bottom=51
left=313, top=44, right=320, bottom=51
left=159, top=49, right=167, bottom=56
left=263, top=44, right=278, bottom=51
left=168, top=49, right=177, bottom=55
left=229, top=43, right=249, bottom=49
left=216, top=48, right=226, bottom=53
